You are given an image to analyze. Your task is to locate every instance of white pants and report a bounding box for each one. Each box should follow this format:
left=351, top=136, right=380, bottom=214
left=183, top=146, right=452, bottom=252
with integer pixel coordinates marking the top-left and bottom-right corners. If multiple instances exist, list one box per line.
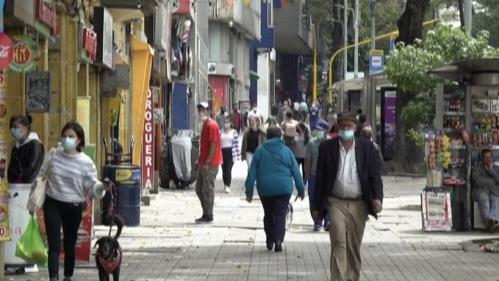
left=246, top=152, right=254, bottom=170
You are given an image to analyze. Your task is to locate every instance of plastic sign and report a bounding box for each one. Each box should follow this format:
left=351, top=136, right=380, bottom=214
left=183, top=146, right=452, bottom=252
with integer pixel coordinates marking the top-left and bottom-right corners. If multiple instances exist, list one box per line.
left=0, top=33, right=13, bottom=70
left=142, top=89, right=154, bottom=190
left=10, top=36, right=37, bottom=72
left=81, top=26, right=98, bottom=63
left=35, top=0, right=58, bottom=37
left=369, top=49, right=384, bottom=74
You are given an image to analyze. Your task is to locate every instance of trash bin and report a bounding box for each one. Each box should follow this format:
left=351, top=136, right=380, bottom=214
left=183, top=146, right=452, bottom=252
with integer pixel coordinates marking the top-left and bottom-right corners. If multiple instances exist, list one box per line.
left=102, top=165, right=141, bottom=226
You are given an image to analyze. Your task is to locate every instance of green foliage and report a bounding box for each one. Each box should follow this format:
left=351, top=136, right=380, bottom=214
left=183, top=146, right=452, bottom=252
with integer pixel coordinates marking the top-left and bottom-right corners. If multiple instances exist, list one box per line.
left=400, top=94, right=435, bottom=127
left=406, top=128, right=425, bottom=147
left=386, top=24, right=499, bottom=94
left=474, top=0, right=499, bottom=48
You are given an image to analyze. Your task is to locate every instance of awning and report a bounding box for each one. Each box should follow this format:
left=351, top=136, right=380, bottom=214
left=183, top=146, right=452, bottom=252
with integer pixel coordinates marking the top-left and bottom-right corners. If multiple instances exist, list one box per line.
left=429, top=58, right=499, bottom=83
left=131, top=37, right=154, bottom=166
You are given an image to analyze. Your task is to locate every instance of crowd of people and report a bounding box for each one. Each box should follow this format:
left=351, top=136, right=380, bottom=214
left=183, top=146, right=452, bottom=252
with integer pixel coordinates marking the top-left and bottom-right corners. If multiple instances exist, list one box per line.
left=195, top=99, right=384, bottom=281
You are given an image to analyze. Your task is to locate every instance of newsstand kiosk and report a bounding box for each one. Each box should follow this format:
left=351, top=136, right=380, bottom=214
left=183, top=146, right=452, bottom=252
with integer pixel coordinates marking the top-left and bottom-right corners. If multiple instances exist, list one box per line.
left=426, top=58, right=499, bottom=231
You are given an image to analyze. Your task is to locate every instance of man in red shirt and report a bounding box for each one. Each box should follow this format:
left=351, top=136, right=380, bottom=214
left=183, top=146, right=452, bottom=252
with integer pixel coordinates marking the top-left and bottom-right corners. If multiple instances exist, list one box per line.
left=195, top=102, right=223, bottom=223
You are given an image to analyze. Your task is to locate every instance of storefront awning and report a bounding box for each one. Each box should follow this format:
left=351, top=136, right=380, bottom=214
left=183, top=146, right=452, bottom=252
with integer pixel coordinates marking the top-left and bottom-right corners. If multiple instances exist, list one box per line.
left=131, top=37, right=154, bottom=166
left=429, top=58, right=499, bottom=83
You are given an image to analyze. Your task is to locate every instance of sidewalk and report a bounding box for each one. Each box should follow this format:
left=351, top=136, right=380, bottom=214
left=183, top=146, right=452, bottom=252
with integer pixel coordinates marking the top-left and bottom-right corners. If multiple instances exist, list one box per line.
left=5, top=161, right=499, bottom=281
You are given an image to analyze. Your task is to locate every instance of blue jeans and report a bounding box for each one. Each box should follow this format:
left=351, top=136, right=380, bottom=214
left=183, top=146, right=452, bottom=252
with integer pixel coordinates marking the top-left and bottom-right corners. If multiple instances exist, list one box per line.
left=308, top=175, right=329, bottom=225
left=473, top=188, right=499, bottom=223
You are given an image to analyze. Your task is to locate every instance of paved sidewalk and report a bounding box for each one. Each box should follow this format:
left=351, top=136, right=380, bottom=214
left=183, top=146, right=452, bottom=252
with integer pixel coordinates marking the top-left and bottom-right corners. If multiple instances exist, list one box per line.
left=5, top=161, right=499, bottom=281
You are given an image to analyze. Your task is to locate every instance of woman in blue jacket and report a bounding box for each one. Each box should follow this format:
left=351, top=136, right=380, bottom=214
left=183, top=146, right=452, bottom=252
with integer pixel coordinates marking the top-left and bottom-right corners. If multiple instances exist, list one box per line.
left=245, top=126, right=305, bottom=252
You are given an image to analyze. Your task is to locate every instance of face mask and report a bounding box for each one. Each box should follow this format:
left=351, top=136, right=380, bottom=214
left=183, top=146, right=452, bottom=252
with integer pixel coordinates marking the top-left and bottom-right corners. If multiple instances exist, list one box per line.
left=251, top=127, right=258, bottom=132
left=224, top=123, right=231, bottom=129
left=11, top=128, right=24, bottom=141
left=313, top=131, right=325, bottom=139
left=62, top=137, right=78, bottom=152
left=339, top=130, right=354, bottom=140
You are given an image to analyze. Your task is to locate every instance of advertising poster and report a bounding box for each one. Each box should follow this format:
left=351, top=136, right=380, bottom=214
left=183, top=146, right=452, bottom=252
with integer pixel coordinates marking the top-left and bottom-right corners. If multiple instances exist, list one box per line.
left=381, top=87, right=397, bottom=160
left=422, top=190, right=452, bottom=232
left=0, top=70, right=9, bottom=241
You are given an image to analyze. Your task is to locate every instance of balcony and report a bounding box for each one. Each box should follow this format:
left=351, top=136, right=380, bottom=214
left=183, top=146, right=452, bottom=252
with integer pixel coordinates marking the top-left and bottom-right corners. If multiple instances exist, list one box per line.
left=274, top=0, right=313, bottom=55
left=210, top=0, right=261, bottom=40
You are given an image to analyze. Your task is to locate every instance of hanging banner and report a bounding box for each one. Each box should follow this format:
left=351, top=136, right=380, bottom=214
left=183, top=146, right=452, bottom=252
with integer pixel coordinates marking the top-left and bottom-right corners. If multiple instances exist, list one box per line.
left=0, top=33, right=12, bottom=71
left=142, top=89, right=154, bottom=190
left=10, top=36, right=37, bottom=72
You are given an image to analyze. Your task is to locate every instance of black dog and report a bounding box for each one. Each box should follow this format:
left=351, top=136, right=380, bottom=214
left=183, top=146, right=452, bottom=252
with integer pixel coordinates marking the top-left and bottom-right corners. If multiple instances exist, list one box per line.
left=95, top=214, right=124, bottom=281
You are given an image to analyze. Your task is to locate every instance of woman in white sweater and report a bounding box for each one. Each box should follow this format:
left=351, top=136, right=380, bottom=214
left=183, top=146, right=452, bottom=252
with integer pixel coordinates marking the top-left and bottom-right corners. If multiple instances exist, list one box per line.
left=40, top=122, right=108, bottom=281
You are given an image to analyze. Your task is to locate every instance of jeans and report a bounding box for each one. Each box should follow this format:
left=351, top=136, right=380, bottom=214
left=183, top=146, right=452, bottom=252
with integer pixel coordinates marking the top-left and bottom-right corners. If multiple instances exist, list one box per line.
left=260, top=194, right=292, bottom=243
left=308, top=175, right=328, bottom=225
left=221, top=148, right=234, bottom=187
left=245, top=152, right=254, bottom=170
left=43, top=196, right=83, bottom=279
left=473, top=188, right=499, bottom=223
left=195, top=166, right=219, bottom=219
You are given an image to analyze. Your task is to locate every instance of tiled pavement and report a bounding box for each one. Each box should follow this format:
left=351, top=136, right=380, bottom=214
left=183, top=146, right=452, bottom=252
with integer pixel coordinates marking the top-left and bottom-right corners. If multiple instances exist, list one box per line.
left=5, top=161, right=499, bottom=281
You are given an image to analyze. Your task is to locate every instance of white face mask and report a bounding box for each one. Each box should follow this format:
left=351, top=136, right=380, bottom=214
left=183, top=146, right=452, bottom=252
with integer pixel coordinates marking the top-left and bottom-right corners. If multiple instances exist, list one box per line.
left=62, top=137, right=78, bottom=152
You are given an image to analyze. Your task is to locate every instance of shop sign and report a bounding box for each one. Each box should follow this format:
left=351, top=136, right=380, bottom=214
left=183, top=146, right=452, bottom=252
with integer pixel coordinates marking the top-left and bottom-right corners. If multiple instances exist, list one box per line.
left=0, top=0, right=5, bottom=32
left=10, top=36, right=37, bottom=72
left=142, top=89, right=154, bottom=190
left=94, top=7, right=114, bottom=69
left=34, top=0, right=58, bottom=38
left=369, top=49, right=384, bottom=74
left=25, top=71, right=51, bottom=113
left=81, top=25, right=97, bottom=64
left=0, top=33, right=13, bottom=70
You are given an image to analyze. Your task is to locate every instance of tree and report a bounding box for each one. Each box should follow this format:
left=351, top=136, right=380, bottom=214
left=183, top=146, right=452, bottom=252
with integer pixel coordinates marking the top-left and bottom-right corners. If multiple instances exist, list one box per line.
left=473, top=0, right=499, bottom=47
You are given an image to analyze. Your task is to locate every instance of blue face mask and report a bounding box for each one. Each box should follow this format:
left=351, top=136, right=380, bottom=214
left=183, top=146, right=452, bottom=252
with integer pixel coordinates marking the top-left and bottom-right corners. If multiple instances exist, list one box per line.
left=11, top=128, right=24, bottom=141
left=62, top=137, right=78, bottom=152
left=339, top=130, right=354, bottom=140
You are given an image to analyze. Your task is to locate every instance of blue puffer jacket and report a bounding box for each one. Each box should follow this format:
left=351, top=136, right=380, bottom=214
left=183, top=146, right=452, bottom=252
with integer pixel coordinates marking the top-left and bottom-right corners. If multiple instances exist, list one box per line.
left=245, top=138, right=305, bottom=198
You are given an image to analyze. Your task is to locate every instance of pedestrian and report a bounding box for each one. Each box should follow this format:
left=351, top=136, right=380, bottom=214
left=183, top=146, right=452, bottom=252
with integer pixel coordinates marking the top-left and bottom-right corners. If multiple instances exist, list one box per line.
left=247, top=103, right=264, bottom=127
left=309, top=103, right=320, bottom=129
left=7, top=115, right=44, bottom=184
left=41, top=122, right=110, bottom=281
left=293, top=122, right=309, bottom=182
left=360, top=126, right=383, bottom=164
left=220, top=119, right=240, bottom=193
left=241, top=116, right=265, bottom=169
left=277, top=100, right=289, bottom=124
left=355, top=113, right=368, bottom=137
left=215, top=106, right=227, bottom=130
left=299, top=100, right=308, bottom=122
left=304, top=119, right=330, bottom=231
left=281, top=110, right=299, bottom=150
left=245, top=126, right=305, bottom=252
left=313, top=112, right=383, bottom=281
left=231, top=102, right=242, bottom=133
left=195, top=102, right=223, bottom=224
left=262, top=116, right=279, bottom=137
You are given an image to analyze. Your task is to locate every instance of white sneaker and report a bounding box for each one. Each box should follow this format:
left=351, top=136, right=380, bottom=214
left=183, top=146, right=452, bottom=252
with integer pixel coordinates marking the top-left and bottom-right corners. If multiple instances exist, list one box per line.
left=224, top=186, right=231, bottom=193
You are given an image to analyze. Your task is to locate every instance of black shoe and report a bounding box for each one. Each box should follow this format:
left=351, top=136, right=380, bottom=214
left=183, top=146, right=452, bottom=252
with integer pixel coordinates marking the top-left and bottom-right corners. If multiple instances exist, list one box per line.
left=266, top=241, right=274, bottom=251
left=313, top=223, right=321, bottom=232
left=274, top=241, right=282, bottom=252
left=324, top=222, right=331, bottom=232
left=195, top=216, right=213, bottom=224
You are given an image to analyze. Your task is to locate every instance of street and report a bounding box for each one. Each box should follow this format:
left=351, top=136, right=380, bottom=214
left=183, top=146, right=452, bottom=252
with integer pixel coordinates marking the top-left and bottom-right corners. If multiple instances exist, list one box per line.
left=6, top=161, right=499, bottom=281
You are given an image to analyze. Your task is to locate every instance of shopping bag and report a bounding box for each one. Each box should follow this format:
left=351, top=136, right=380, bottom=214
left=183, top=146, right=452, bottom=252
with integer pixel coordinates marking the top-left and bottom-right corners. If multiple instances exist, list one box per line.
left=26, top=176, right=47, bottom=213
left=15, top=216, right=48, bottom=266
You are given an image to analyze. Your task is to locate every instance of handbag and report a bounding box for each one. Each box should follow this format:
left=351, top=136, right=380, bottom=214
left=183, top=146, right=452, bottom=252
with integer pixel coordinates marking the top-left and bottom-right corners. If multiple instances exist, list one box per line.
left=27, top=148, right=55, bottom=213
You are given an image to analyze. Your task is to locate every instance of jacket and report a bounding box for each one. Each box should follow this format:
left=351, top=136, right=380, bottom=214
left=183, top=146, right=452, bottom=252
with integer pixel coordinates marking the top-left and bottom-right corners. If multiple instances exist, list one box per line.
left=314, top=137, right=383, bottom=218
left=245, top=138, right=304, bottom=198
left=7, top=132, right=45, bottom=184
left=241, top=128, right=265, bottom=159
left=471, top=163, right=499, bottom=196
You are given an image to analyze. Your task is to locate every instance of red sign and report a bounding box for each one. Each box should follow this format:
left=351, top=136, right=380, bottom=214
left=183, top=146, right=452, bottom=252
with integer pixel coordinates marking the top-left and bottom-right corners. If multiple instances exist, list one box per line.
left=142, top=89, right=154, bottom=190
left=0, top=33, right=13, bottom=70
left=82, top=27, right=98, bottom=62
left=35, top=0, right=58, bottom=36
left=13, top=42, right=32, bottom=65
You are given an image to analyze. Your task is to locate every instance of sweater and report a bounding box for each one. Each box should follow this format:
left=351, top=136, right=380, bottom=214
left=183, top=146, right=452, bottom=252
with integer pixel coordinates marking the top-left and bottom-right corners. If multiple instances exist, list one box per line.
left=245, top=138, right=304, bottom=198
left=471, top=163, right=499, bottom=196
left=41, top=148, right=106, bottom=203
left=7, top=132, right=44, bottom=184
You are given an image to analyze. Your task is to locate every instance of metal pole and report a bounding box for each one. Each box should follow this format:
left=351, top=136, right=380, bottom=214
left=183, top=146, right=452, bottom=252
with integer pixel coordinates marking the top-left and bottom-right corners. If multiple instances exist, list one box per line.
left=354, top=0, right=359, bottom=78
left=370, top=0, right=376, bottom=50
left=464, top=0, right=472, bottom=35
left=343, top=0, right=348, bottom=80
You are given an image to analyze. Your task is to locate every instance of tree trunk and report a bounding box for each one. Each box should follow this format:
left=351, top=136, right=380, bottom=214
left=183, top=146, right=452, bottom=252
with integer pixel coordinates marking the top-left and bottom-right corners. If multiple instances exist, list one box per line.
left=457, top=0, right=465, bottom=28
left=394, top=0, right=430, bottom=171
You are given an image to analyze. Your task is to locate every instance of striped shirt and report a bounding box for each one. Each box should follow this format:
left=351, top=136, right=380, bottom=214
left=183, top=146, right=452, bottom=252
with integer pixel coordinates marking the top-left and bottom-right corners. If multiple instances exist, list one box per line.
left=41, top=148, right=105, bottom=203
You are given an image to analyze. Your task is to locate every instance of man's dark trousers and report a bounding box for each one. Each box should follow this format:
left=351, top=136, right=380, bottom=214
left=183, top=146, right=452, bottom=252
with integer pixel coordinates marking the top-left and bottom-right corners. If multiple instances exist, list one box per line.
left=260, top=194, right=291, bottom=243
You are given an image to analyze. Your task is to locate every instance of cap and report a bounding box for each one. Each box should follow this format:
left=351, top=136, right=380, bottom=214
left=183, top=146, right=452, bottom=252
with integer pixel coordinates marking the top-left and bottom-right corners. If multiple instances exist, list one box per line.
left=337, top=112, right=357, bottom=124
left=313, top=120, right=329, bottom=131
left=197, top=102, right=209, bottom=109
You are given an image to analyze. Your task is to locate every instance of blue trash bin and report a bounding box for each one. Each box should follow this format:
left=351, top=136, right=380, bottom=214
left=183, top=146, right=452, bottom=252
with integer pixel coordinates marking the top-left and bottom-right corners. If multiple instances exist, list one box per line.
left=102, top=165, right=141, bottom=226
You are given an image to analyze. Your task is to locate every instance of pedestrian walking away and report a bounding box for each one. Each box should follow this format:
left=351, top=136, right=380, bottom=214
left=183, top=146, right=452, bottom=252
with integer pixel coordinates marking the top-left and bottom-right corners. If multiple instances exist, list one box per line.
left=245, top=126, right=305, bottom=252
left=41, top=122, right=110, bottom=281
left=281, top=110, right=299, bottom=150
left=195, top=102, right=223, bottom=224
left=231, top=102, right=242, bottom=133
left=313, top=112, right=383, bottom=281
left=304, top=119, right=330, bottom=231
left=220, top=119, right=240, bottom=193
left=293, top=122, right=310, bottom=183
left=241, top=117, right=265, bottom=170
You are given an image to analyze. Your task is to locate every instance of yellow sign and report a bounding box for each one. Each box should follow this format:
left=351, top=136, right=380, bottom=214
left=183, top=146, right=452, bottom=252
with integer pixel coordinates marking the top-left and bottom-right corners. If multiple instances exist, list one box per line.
left=115, top=169, right=132, bottom=182
left=76, top=96, right=91, bottom=143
